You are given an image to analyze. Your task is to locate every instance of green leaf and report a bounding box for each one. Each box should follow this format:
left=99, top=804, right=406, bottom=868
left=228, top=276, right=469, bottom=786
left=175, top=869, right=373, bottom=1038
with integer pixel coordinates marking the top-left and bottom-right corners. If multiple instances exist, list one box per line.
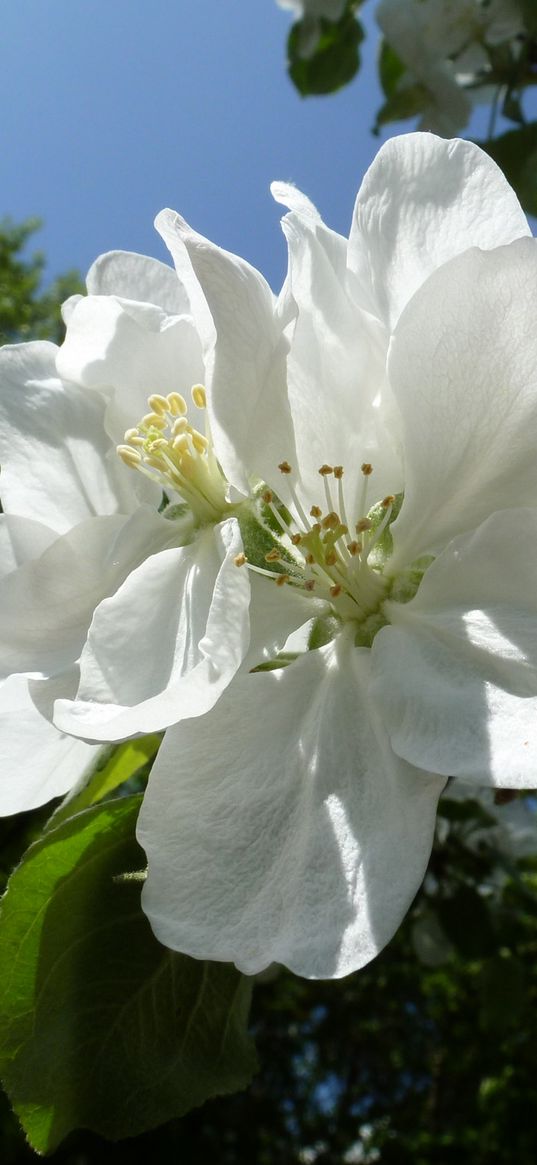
left=480, top=124, right=537, bottom=217
left=0, top=797, right=257, bottom=1152
left=374, top=82, right=430, bottom=131
left=49, top=734, right=162, bottom=829
left=378, top=39, right=406, bottom=100
left=288, top=15, right=363, bottom=97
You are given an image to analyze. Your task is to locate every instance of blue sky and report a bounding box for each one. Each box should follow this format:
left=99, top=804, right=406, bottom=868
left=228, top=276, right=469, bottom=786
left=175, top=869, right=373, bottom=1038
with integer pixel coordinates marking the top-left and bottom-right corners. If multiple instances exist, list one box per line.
left=0, top=0, right=389, bottom=291
left=1, top=1, right=533, bottom=292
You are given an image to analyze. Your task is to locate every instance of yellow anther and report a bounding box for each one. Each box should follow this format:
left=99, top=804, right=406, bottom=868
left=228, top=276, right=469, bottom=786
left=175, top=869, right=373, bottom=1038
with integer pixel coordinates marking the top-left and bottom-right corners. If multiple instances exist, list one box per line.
left=141, top=413, right=167, bottom=430
left=148, top=394, right=170, bottom=415
left=318, top=464, right=333, bottom=476
left=356, top=518, right=372, bottom=533
left=178, top=449, right=196, bottom=478
left=192, top=432, right=209, bottom=453
left=278, top=461, right=292, bottom=474
left=172, top=417, right=188, bottom=436
left=333, top=466, right=344, bottom=479
left=276, top=574, right=290, bottom=587
left=124, top=427, right=140, bottom=442
left=117, top=444, right=142, bottom=466
left=265, top=549, right=281, bottom=562
left=191, top=384, right=207, bottom=409
left=330, top=584, right=342, bottom=598
left=172, top=434, right=190, bottom=452
left=310, top=505, right=322, bottom=518
left=167, top=392, right=187, bottom=416
left=234, top=552, right=247, bottom=567
left=361, top=462, right=373, bottom=476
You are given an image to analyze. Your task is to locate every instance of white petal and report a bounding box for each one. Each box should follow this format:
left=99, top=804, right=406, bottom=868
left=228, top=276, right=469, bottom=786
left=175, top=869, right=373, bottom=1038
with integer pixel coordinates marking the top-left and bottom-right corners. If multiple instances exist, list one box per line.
left=0, top=343, right=133, bottom=532
left=270, top=181, right=322, bottom=221
left=374, top=508, right=537, bottom=787
left=0, top=515, right=56, bottom=579
left=156, top=209, right=291, bottom=497
left=0, top=508, right=177, bottom=679
left=348, top=133, right=530, bottom=331
left=388, top=239, right=537, bottom=566
left=277, top=209, right=398, bottom=512
left=86, top=250, right=190, bottom=315
left=53, top=517, right=251, bottom=739
left=0, top=675, right=100, bottom=815
left=57, top=295, right=204, bottom=448
left=138, top=636, right=444, bottom=979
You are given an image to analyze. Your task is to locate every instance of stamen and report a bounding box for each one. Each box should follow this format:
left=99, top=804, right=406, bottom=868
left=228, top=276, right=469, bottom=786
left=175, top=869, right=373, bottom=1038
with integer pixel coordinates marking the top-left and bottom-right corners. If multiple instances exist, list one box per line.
left=148, top=394, right=170, bottom=415
left=191, top=384, right=207, bottom=409
left=117, top=445, right=142, bottom=467
left=234, top=552, right=247, bottom=567
left=167, top=393, right=187, bottom=416
left=310, top=505, right=322, bottom=519
left=278, top=461, right=292, bottom=474
left=276, top=574, right=290, bottom=587
left=265, top=549, right=281, bottom=562
left=356, top=518, right=372, bottom=534
left=318, top=464, right=333, bottom=476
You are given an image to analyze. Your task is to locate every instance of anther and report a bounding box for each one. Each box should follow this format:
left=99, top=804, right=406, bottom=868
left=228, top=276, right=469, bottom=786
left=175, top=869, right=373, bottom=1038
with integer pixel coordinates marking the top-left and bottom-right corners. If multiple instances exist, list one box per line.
left=356, top=518, right=372, bottom=533
left=191, top=433, right=209, bottom=453
left=148, top=394, right=169, bottom=415
left=276, top=574, right=290, bottom=587
left=234, top=553, right=247, bottom=567
left=306, top=553, right=315, bottom=565
left=310, top=505, right=322, bottom=518
left=265, top=549, right=281, bottom=562
left=191, top=384, right=207, bottom=409
left=325, top=551, right=337, bottom=567
left=321, top=511, right=340, bottom=530
left=382, top=495, right=396, bottom=507
left=318, top=464, right=333, bottom=476
left=278, top=461, right=292, bottom=474
left=304, top=580, right=315, bottom=591
left=141, top=413, right=167, bottom=430
left=167, top=393, right=187, bottom=416
left=117, top=445, right=142, bottom=466
left=333, top=466, right=344, bottom=479
left=262, top=490, right=273, bottom=503
left=330, top=584, right=342, bottom=598
left=291, top=533, right=302, bottom=545
left=361, top=463, right=373, bottom=476
left=347, top=541, right=361, bottom=556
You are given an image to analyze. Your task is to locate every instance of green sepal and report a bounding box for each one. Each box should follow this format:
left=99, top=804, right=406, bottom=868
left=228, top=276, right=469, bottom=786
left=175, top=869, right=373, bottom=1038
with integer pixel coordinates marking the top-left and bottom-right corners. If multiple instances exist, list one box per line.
left=0, top=797, right=257, bottom=1153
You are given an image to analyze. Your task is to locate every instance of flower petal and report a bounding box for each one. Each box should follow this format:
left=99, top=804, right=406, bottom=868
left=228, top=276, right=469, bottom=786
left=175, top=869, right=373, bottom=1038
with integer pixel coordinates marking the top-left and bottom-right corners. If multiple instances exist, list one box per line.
left=86, top=250, right=190, bottom=315
left=0, top=343, right=133, bottom=532
left=348, top=133, right=530, bottom=331
left=0, top=674, right=100, bottom=815
left=375, top=508, right=537, bottom=786
left=57, top=294, right=204, bottom=448
left=0, top=515, right=56, bottom=579
left=156, top=209, right=292, bottom=496
left=0, top=508, right=177, bottom=679
left=388, top=239, right=537, bottom=566
left=53, top=517, right=251, bottom=739
left=137, top=635, right=444, bottom=979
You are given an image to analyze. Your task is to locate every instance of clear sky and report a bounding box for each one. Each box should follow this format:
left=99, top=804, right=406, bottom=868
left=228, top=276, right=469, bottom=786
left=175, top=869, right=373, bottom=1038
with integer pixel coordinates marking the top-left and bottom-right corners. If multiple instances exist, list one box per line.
left=0, top=1, right=532, bottom=293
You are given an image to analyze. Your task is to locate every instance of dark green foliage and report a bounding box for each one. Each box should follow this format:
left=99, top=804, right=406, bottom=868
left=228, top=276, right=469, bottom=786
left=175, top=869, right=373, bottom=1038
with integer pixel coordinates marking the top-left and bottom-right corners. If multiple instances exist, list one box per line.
left=0, top=798, right=256, bottom=1153
left=0, top=218, right=83, bottom=346
left=287, top=11, right=364, bottom=96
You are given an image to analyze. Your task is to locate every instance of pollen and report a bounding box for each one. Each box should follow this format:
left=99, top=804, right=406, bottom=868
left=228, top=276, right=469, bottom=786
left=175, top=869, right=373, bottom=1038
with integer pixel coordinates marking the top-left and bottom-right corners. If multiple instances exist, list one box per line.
left=318, top=464, right=333, bottom=476
left=361, top=462, right=373, bottom=476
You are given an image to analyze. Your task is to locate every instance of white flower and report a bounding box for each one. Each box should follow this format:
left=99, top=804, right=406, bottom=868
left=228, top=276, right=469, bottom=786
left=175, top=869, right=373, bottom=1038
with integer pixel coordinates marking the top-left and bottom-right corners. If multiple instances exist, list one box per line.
left=377, top=0, right=525, bottom=135
left=0, top=234, right=303, bottom=809
left=135, top=134, right=537, bottom=980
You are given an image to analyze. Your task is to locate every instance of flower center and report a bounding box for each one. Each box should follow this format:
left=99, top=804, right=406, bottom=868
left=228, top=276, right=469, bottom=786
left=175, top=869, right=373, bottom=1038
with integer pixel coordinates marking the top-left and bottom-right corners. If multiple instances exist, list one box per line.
left=116, top=386, right=229, bottom=524
left=236, top=461, right=400, bottom=633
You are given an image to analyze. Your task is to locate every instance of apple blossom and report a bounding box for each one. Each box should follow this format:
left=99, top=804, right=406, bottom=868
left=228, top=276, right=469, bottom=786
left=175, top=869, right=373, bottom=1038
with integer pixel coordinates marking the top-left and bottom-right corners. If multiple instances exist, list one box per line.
left=377, top=0, right=525, bottom=135
left=135, top=135, right=537, bottom=979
